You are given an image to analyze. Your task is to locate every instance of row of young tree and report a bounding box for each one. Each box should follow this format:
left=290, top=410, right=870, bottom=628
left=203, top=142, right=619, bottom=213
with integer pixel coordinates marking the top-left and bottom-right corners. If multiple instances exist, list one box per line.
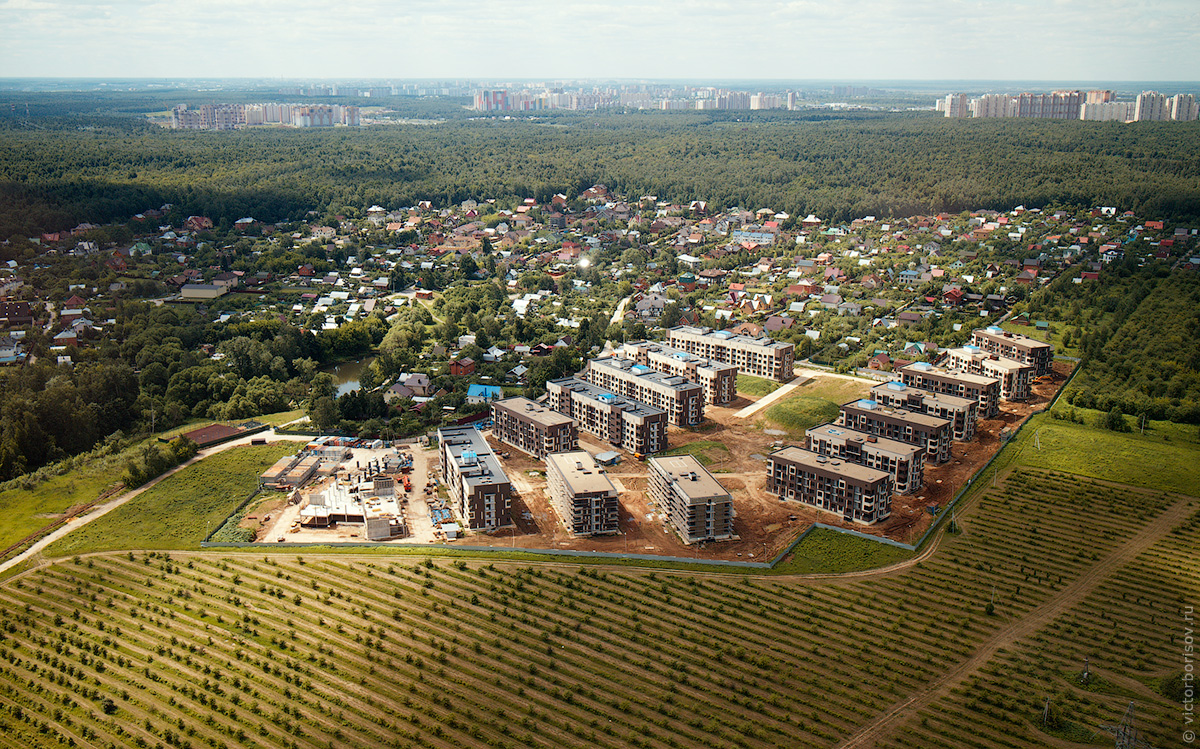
left=4, top=109, right=1200, bottom=250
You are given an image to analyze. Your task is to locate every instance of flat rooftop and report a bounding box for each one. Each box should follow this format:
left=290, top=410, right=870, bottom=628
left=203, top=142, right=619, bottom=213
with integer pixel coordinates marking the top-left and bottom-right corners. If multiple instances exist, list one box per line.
left=806, top=423, right=922, bottom=458
left=649, top=455, right=730, bottom=503
left=871, top=381, right=976, bottom=409
left=669, top=325, right=793, bottom=352
left=899, top=362, right=998, bottom=387
left=588, top=356, right=700, bottom=392
left=546, top=451, right=617, bottom=496
left=841, top=399, right=953, bottom=430
left=437, top=426, right=510, bottom=488
left=624, top=341, right=738, bottom=373
left=975, top=326, right=1052, bottom=351
left=493, top=396, right=574, bottom=428
left=769, top=446, right=892, bottom=484
left=549, top=378, right=666, bottom=419
left=945, top=347, right=1029, bottom=373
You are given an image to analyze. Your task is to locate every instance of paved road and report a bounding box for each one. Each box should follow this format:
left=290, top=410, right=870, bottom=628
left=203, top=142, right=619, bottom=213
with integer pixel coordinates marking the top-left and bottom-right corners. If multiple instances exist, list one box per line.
left=0, top=429, right=310, bottom=574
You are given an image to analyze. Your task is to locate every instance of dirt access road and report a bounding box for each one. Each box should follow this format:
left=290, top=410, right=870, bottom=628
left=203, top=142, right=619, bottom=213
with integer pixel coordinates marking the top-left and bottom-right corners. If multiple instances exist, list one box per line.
left=0, top=430, right=311, bottom=574
left=836, top=490, right=1198, bottom=748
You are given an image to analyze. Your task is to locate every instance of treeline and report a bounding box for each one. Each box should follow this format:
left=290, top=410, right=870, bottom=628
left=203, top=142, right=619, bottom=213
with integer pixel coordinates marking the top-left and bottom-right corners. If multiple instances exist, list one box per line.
left=3, top=109, right=1200, bottom=244
left=122, top=436, right=197, bottom=488
left=0, top=301, right=383, bottom=481
left=1040, top=263, right=1200, bottom=423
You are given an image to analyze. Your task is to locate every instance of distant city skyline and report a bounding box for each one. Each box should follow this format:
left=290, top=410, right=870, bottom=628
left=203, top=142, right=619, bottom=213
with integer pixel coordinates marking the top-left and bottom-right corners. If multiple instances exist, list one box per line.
left=1, top=0, right=1198, bottom=81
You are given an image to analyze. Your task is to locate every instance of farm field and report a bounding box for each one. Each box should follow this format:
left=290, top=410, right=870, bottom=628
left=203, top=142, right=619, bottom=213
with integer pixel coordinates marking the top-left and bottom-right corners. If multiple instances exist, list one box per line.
left=999, top=412, right=1200, bottom=497
left=0, top=465, right=1193, bottom=748
left=874, top=472, right=1199, bottom=749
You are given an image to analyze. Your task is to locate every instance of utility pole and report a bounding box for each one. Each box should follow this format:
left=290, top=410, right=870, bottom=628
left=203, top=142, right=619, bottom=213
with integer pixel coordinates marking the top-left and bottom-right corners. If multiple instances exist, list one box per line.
left=1097, top=702, right=1155, bottom=749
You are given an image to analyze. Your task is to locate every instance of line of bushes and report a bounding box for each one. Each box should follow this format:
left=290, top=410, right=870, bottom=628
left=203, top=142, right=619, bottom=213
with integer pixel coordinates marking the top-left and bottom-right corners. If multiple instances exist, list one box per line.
left=121, top=436, right=198, bottom=488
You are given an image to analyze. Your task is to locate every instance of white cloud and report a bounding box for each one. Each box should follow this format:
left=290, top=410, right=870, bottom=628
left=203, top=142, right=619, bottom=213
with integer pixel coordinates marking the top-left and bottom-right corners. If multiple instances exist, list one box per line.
left=0, top=0, right=1197, bottom=80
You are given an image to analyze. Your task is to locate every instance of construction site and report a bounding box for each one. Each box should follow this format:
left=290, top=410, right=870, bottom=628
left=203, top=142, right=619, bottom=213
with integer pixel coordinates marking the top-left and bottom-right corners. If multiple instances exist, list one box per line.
left=251, top=437, right=453, bottom=545
left=238, top=363, right=1069, bottom=560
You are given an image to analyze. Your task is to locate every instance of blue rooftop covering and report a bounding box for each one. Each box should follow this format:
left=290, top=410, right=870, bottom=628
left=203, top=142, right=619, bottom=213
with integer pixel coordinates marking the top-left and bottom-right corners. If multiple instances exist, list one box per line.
left=467, top=384, right=502, bottom=399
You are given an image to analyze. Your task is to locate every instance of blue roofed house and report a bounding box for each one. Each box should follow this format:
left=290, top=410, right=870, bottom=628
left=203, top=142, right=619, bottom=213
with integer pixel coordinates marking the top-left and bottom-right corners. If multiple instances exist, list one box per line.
left=466, top=384, right=503, bottom=405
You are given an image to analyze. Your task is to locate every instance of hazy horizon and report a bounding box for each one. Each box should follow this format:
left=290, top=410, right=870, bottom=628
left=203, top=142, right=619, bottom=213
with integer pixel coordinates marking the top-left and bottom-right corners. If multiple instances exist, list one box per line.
left=2, top=0, right=1197, bottom=81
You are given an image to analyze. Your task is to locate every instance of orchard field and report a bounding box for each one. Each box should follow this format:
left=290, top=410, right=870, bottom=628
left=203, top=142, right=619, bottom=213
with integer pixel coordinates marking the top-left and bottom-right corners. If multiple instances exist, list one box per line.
left=0, top=458, right=1194, bottom=748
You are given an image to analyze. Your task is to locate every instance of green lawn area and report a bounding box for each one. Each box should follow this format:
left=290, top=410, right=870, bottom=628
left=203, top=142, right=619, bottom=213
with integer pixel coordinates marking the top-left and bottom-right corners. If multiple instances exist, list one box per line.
left=736, top=374, right=782, bottom=397
left=0, top=445, right=140, bottom=554
left=761, top=377, right=871, bottom=435
left=772, top=526, right=913, bottom=575
left=1002, top=412, right=1200, bottom=497
left=45, top=442, right=296, bottom=557
left=659, top=440, right=729, bottom=466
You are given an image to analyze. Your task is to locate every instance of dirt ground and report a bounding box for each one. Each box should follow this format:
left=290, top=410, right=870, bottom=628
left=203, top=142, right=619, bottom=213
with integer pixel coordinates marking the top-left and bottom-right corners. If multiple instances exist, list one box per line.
left=252, top=362, right=1071, bottom=560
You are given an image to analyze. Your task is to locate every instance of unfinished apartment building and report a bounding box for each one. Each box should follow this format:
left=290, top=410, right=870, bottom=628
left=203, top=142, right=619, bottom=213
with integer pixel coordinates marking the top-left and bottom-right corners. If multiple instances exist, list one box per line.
left=647, top=455, right=735, bottom=543
left=943, top=345, right=1034, bottom=401
left=666, top=325, right=795, bottom=382
left=436, top=426, right=512, bottom=531
left=897, top=361, right=1000, bottom=418
left=766, top=447, right=893, bottom=524
left=870, top=381, right=978, bottom=442
left=805, top=423, right=924, bottom=494
left=837, top=398, right=953, bottom=464
left=618, top=341, right=737, bottom=405
left=491, top=397, right=578, bottom=458
left=583, top=356, right=704, bottom=427
left=971, top=326, right=1053, bottom=376
left=546, top=378, right=668, bottom=455
left=545, top=451, right=620, bottom=536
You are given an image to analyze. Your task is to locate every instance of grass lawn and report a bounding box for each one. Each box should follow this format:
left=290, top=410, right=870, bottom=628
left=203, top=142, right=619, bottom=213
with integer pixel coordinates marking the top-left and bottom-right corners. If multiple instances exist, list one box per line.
left=772, top=526, right=913, bottom=575
left=1001, top=412, right=1200, bottom=497
left=45, top=442, right=296, bottom=557
left=0, top=445, right=139, bottom=553
left=737, top=374, right=782, bottom=397
left=659, top=440, right=729, bottom=466
left=761, top=377, right=871, bottom=435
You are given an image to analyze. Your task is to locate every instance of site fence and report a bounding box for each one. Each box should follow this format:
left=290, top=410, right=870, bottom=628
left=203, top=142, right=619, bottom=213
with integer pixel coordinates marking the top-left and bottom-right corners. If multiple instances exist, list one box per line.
left=203, top=489, right=263, bottom=544
left=200, top=538, right=775, bottom=569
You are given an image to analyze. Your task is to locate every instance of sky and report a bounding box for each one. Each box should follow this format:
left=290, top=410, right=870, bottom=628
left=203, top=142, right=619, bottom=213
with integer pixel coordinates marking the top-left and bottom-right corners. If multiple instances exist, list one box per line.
left=1, top=0, right=1198, bottom=82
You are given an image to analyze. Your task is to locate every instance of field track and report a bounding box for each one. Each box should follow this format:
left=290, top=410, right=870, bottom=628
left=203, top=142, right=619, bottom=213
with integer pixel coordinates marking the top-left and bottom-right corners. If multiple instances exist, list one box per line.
left=838, top=491, right=1196, bottom=748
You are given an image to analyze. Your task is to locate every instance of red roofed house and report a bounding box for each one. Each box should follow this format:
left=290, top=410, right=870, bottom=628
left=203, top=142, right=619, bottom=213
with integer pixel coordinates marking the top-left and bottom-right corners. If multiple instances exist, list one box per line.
left=185, top=216, right=214, bottom=232
left=449, top=358, right=475, bottom=377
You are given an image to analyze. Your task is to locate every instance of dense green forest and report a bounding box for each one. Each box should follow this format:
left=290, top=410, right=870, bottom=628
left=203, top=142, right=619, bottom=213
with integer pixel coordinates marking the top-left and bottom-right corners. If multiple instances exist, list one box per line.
left=1030, top=263, right=1200, bottom=423
left=2, top=99, right=1199, bottom=243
